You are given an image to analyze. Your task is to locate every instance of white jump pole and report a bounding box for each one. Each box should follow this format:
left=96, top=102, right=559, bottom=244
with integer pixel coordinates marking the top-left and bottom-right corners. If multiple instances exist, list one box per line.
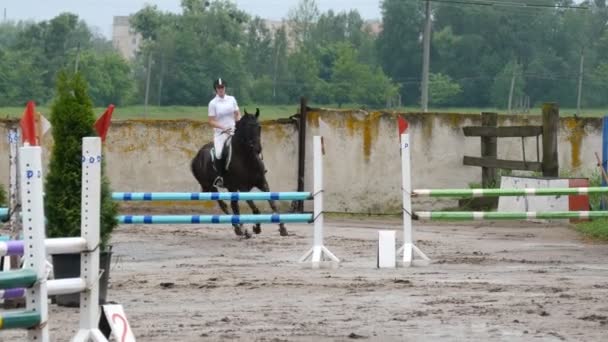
left=396, top=132, right=429, bottom=266
left=299, top=136, right=339, bottom=268
left=20, top=145, right=49, bottom=341
left=73, top=137, right=107, bottom=342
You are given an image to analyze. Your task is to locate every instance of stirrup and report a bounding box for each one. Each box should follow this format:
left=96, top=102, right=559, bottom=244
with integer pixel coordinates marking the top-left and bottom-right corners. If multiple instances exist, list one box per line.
left=213, top=176, right=224, bottom=188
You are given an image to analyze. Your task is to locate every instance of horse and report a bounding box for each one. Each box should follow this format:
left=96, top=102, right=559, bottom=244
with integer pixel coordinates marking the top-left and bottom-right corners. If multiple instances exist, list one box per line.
left=190, top=108, right=288, bottom=238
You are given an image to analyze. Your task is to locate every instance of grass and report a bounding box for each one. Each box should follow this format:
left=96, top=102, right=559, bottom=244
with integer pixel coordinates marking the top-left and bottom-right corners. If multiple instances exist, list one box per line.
left=0, top=105, right=302, bottom=121
left=574, top=218, right=608, bottom=241
left=2, top=104, right=608, bottom=121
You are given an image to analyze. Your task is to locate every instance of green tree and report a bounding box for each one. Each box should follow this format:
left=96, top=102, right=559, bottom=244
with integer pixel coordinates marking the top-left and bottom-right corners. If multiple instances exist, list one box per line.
left=287, top=0, right=320, bottom=48
left=77, top=51, right=135, bottom=106
left=491, top=62, right=525, bottom=109
left=429, top=73, right=462, bottom=106
left=44, top=71, right=118, bottom=249
left=376, top=0, right=424, bottom=104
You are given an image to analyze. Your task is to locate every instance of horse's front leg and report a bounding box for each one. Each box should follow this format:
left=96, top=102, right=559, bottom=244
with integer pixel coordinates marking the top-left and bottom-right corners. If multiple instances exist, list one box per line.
left=258, top=181, right=288, bottom=236
left=246, top=200, right=262, bottom=234
left=230, top=199, right=250, bottom=238
left=207, top=185, right=243, bottom=236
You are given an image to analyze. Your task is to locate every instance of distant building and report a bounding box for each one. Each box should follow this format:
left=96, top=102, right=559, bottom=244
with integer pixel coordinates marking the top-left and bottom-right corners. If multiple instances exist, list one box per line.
left=112, top=16, right=141, bottom=60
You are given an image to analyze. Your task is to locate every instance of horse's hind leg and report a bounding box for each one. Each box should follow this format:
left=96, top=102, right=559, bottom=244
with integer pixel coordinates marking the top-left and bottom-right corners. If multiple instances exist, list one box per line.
left=257, top=181, right=288, bottom=236
left=246, top=200, right=262, bottom=234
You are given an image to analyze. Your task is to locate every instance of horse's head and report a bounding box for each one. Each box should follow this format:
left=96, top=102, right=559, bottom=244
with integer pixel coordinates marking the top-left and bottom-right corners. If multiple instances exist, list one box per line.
left=235, top=108, right=262, bottom=154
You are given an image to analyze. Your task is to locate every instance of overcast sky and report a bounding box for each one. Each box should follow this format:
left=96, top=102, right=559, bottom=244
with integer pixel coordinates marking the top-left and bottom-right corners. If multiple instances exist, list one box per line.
left=1, top=1, right=382, bottom=38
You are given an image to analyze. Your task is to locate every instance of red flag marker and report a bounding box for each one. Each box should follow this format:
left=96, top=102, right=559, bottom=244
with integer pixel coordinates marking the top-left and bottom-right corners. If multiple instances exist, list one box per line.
left=20, top=101, right=37, bottom=146
left=398, top=115, right=408, bottom=135
left=95, top=104, right=115, bottom=142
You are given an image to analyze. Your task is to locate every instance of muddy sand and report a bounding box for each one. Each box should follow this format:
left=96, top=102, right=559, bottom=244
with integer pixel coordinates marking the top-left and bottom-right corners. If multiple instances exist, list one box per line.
left=2, top=217, right=608, bottom=341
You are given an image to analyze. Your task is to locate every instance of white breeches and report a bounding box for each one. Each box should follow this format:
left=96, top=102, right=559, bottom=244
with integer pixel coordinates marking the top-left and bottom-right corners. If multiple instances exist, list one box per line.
left=214, top=133, right=230, bottom=159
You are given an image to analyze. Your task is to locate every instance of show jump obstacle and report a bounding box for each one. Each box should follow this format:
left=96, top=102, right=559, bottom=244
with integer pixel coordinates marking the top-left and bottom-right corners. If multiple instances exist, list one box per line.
left=0, top=138, right=108, bottom=341
left=400, top=130, right=608, bottom=267
left=108, top=136, right=339, bottom=268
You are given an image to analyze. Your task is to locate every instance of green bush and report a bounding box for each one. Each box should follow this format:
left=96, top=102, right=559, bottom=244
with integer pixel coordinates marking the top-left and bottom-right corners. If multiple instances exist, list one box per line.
left=0, top=183, right=6, bottom=206
left=44, top=70, right=118, bottom=249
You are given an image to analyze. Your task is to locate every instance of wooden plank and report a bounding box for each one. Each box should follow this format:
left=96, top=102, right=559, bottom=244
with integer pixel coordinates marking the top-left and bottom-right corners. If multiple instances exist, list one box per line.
left=463, top=156, right=543, bottom=172
left=462, top=126, right=543, bottom=137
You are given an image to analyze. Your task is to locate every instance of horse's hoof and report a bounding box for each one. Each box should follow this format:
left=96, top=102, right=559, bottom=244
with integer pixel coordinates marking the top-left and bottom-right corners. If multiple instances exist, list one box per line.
left=279, top=227, right=288, bottom=236
left=234, top=226, right=244, bottom=236
left=244, top=229, right=252, bottom=239
left=253, top=225, right=261, bottom=234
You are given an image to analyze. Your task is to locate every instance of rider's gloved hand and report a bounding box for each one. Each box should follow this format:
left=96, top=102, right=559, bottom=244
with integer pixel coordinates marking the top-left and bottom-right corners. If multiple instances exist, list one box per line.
left=223, top=126, right=235, bottom=135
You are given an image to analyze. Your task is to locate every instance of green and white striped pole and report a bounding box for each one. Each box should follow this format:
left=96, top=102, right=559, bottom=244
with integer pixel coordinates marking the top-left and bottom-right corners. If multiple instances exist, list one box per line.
left=413, top=187, right=608, bottom=198
left=415, top=211, right=608, bottom=221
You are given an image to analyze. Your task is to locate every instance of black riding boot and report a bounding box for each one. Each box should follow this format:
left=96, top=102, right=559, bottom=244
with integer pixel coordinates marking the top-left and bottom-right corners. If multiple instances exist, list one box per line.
left=213, top=156, right=225, bottom=187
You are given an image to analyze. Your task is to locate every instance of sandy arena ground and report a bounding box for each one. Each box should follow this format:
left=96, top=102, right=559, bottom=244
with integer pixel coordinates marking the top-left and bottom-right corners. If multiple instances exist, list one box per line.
left=2, top=217, right=608, bottom=341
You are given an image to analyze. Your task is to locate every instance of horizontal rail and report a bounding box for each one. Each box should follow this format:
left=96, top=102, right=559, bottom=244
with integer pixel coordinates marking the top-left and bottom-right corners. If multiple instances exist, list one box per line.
left=0, top=310, right=41, bottom=330
left=413, top=186, right=608, bottom=198
left=112, top=192, right=312, bottom=201
left=0, top=237, right=88, bottom=257
left=0, top=287, right=25, bottom=300
left=118, top=213, right=313, bottom=224
left=0, top=269, right=37, bottom=290
left=414, top=211, right=608, bottom=221
left=0, top=278, right=87, bottom=299
left=463, top=156, right=543, bottom=172
left=47, top=278, right=87, bottom=296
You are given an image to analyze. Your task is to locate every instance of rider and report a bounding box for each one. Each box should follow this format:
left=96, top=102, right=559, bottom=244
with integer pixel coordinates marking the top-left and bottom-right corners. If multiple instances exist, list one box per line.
left=208, top=78, right=241, bottom=187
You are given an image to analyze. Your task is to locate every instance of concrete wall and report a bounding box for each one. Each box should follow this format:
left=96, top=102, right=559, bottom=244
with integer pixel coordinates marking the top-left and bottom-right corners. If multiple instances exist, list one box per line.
left=0, top=110, right=603, bottom=214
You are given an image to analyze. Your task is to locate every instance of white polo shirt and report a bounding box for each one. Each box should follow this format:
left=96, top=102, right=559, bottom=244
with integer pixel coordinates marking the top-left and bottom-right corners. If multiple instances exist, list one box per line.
left=208, top=95, right=239, bottom=136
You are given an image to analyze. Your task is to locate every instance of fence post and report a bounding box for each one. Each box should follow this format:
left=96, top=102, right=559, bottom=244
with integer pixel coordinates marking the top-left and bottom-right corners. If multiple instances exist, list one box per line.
left=601, top=115, right=608, bottom=209
left=542, top=103, right=559, bottom=177
left=481, top=112, right=498, bottom=187
left=295, top=97, right=307, bottom=213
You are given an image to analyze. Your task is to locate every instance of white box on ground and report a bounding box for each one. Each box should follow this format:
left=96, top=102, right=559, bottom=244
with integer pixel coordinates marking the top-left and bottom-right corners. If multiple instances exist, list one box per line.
left=377, top=230, right=396, bottom=268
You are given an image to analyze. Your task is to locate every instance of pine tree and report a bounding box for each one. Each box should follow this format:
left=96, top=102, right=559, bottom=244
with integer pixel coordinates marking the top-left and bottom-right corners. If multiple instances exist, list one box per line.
left=45, top=70, right=118, bottom=249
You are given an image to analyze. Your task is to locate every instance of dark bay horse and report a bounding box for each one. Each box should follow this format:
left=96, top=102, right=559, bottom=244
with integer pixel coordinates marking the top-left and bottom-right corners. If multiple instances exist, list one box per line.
left=190, top=108, right=288, bottom=238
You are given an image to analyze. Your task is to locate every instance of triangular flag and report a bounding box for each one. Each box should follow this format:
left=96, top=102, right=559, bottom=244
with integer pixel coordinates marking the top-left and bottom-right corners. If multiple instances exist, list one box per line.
left=20, top=101, right=37, bottom=146
left=95, top=104, right=115, bottom=143
left=398, top=115, right=408, bottom=135
left=39, top=114, right=51, bottom=136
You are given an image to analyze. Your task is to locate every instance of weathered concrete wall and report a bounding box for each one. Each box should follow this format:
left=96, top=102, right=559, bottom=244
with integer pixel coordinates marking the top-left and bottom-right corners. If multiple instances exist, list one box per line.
left=0, top=111, right=603, bottom=214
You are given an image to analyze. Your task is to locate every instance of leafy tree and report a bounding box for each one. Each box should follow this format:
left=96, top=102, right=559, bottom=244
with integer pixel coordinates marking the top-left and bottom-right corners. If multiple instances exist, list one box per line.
left=376, top=0, right=424, bottom=105
left=491, top=62, right=525, bottom=109
left=429, top=73, right=462, bottom=106
left=270, top=26, right=290, bottom=104
left=287, top=0, right=320, bottom=47
left=77, top=51, right=136, bottom=106
left=44, top=71, right=118, bottom=249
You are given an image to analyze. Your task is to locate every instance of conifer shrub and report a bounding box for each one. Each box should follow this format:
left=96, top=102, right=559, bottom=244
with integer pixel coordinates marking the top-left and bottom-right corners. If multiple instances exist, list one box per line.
left=44, top=70, right=118, bottom=249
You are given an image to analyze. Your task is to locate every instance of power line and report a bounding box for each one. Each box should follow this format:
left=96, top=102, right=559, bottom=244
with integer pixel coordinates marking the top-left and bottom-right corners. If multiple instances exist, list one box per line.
left=425, top=0, right=589, bottom=10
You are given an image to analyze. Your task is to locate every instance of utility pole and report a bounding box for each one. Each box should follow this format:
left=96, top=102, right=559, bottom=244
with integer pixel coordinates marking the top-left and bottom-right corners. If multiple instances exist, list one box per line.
left=421, top=0, right=431, bottom=112
left=3, top=8, right=7, bottom=22
left=508, top=68, right=516, bottom=113
left=576, top=47, right=584, bottom=116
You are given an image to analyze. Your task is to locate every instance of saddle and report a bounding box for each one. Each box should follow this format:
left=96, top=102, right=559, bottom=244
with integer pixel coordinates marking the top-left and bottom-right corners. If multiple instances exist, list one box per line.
left=210, top=136, right=232, bottom=172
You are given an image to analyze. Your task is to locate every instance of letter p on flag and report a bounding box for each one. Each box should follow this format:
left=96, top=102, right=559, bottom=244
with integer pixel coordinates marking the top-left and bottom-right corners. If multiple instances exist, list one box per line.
left=95, top=104, right=114, bottom=143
